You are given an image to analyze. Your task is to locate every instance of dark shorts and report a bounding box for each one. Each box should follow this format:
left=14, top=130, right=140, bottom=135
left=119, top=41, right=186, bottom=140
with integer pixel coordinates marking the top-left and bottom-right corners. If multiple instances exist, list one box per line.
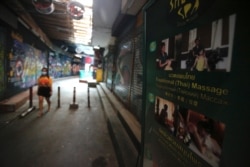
left=37, top=86, right=51, bottom=98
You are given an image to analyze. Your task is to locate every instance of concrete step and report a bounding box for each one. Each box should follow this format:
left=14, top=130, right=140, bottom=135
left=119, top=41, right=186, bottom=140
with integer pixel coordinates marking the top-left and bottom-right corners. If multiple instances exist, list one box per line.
left=98, top=83, right=141, bottom=150
left=97, top=84, right=139, bottom=167
left=0, top=86, right=37, bottom=112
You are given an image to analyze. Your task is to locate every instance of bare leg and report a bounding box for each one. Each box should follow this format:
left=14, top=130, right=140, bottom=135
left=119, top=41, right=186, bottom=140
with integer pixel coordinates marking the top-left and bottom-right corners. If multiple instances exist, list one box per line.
left=45, top=97, right=51, bottom=112
left=38, top=96, right=44, bottom=116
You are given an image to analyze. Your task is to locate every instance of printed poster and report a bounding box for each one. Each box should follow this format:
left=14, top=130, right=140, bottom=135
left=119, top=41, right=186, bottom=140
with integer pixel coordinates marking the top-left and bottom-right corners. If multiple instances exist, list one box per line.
left=142, top=0, right=249, bottom=167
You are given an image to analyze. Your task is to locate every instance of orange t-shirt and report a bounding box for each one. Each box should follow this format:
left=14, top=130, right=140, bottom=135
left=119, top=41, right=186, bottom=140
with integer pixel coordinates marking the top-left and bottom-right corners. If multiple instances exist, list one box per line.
left=38, top=76, right=52, bottom=87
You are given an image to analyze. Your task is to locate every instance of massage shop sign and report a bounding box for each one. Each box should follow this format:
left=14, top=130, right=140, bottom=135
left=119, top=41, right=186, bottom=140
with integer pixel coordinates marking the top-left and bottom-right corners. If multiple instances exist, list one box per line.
left=142, top=0, right=247, bottom=167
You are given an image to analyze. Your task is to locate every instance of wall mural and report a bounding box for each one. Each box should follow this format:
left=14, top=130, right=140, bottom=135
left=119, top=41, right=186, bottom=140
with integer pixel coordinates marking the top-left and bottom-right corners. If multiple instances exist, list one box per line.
left=49, top=53, right=72, bottom=78
left=8, top=39, right=46, bottom=89
left=71, top=57, right=81, bottom=75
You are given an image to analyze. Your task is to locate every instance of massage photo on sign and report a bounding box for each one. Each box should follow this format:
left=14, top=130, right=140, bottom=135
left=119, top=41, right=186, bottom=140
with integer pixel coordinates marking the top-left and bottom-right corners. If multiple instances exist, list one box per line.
left=156, top=14, right=236, bottom=72
left=154, top=96, right=225, bottom=167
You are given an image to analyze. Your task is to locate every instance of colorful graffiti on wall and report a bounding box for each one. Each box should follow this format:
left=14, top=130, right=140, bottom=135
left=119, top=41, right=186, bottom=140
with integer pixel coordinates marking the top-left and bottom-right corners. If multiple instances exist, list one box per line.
left=49, top=53, right=72, bottom=78
left=71, top=56, right=82, bottom=75
left=7, top=39, right=46, bottom=89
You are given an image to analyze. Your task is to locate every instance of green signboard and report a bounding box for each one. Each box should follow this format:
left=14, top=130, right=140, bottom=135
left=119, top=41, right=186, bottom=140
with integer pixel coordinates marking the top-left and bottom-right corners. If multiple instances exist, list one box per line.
left=142, top=0, right=249, bottom=167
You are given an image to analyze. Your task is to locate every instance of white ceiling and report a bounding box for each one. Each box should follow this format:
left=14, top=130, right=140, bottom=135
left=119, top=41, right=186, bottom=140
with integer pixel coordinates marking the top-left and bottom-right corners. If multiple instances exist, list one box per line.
left=92, top=0, right=121, bottom=48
